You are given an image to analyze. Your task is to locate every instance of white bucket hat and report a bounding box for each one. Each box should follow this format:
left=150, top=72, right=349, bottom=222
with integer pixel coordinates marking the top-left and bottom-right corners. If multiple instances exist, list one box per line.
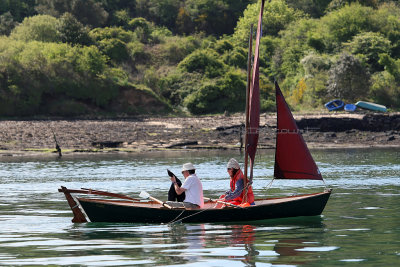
left=182, top=162, right=195, bottom=171
left=227, top=158, right=240, bottom=169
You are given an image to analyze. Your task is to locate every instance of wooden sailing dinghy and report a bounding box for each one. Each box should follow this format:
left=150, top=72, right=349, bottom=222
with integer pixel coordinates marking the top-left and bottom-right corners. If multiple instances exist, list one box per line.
left=59, top=0, right=331, bottom=224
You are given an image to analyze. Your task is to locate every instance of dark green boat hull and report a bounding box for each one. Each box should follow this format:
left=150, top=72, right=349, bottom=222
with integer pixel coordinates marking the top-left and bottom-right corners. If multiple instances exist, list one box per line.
left=78, top=190, right=332, bottom=224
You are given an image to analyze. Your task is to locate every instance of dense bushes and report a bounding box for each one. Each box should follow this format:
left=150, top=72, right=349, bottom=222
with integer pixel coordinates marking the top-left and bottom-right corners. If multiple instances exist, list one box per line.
left=0, top=39, right=123, bottom=116
left=10, top=15, right=59, bottom=42
left=264, top=2, right=400, bottom=110
left=1, top=1, right=400, bottom=117
left=184, top=70, right=246, bottom=114
left=178, top=49, right=226, bottom=78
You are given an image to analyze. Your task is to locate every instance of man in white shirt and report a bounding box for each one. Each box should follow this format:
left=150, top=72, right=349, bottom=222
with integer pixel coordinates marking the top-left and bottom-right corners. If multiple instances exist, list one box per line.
left=170, top=163, right=204, bottom=209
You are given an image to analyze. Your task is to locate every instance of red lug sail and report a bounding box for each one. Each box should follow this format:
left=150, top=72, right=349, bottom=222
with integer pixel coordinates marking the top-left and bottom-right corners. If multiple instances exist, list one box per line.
left=274, top=81, right=323, bottom=180
left=246, top=0, right=264, bottom=169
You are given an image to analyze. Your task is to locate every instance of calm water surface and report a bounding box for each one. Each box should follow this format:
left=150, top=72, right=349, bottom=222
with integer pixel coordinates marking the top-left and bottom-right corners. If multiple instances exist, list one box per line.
left=0, top=148, right=399, bottom=266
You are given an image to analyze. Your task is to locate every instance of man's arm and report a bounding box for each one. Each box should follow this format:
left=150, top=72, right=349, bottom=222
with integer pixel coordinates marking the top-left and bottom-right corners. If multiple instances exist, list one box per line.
left=171, top=176, right=186, bottom=195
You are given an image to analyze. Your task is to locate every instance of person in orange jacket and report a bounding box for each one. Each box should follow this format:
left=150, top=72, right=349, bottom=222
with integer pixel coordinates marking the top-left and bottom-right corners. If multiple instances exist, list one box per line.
left=220, top=158, right=255, bottom=206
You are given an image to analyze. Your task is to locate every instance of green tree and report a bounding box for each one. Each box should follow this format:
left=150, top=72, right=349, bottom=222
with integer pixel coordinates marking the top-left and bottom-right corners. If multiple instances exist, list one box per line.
left=223, top=47, right=247, bottom=69
left=90, top=26, right=133, bottom=43
left=101, top=0, right=136, bottom=26
left=300, top=52, right=331, bottom=103
left=147, top=0, right=180, bottom=30
left=56, top=12, right=91, bottom=45
left=175, top=7, right=193, bottom=35
left=128, top=17, right=152, bottom=43
left=373, top=2, right=400, bottom=58
left=286, top=0, right=331, bottom=18
left=0, top=12, right=18, bottom=35
left=161, top=35, right=200, bottom=64
left=35, top=0, right=108, bottom=27
left=327, top=0, right=379, bottom=12
left=234, top=0, right=305, bottom=45
left=185, top=0, right=229, bottom=35
left=0, top=0, right=36, bottom=22
left=178, top=49, right=226, bottom=78
left=98, top=38, right=128, bottom=62
left=89, top=26, right=134, bottom=62
left=379, top=54, right=400, bottom=82
left=158, top=71, right=203, bottom=106
left=35, top=0, right=70, bottom=17
left=300, top=52, right=331, bottom=78
left=346, top=32, right=391, bottom=72
left=214, top=39, right=233, bottom=54
left=275, top=18, right=317, bottom=84
left=318, top=3, right=376, bottom=52
left=0, top=38, right=126, bottom=116
left=370, top=71, right=400, bottom=108
left=133, top=0, right=251, bottom=35
left=10, top=15, right=59, bottom=42
left=184, top=69, right=246, bottom=114
left=327, top=52, right=370, bottom=101
left=111, top=9, right=131, bottom=27
left=71, top=0, right=108, bottom=27
left=187, top=0, right=255, bottom=35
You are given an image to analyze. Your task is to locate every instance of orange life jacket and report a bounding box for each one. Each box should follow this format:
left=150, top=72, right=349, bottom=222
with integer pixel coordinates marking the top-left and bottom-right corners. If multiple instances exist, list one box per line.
left=229, top=169, right=255, bottom=204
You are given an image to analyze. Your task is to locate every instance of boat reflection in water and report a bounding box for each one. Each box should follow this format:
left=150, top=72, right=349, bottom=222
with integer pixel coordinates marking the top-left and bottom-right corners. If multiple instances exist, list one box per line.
left=164, top=217, right=325, bottom=266
left=166, top=224, right=264, bottom=265
left=228, top=225, right=260, bottom=266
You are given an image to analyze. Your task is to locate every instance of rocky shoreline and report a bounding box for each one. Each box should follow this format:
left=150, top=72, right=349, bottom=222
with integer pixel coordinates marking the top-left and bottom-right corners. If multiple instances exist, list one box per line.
left=0, top=112, right=399, bottom=157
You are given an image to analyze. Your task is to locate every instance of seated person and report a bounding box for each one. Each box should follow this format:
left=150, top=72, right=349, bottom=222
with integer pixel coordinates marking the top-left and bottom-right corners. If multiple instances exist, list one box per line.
left=170, top=163, right=204, bottom=209
left=220, top=158, right=255, bottom=206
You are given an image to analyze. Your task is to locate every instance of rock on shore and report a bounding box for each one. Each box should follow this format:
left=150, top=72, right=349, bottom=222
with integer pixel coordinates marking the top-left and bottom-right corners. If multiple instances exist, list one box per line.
left=0, top=112, right=399, bottom=156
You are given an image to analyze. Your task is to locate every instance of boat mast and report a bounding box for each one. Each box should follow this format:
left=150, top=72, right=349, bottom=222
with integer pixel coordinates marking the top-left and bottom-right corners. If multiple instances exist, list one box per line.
left=244, top=24, right=253, bottom=191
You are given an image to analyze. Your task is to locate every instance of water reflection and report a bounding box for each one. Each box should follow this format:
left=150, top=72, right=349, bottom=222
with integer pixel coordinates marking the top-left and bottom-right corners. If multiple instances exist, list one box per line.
left=168, top=224, right=206, bottom=263
left=228, top=225, right=259, bottom=266
left=58, top=220, right=326, bottom=266
left=163, top=223, right=266, bottom=266
left=164, top=218, right=326, bottom=266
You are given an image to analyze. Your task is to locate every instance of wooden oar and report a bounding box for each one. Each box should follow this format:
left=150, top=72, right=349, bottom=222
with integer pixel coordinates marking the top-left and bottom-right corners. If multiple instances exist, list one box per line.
left=139, top=191, right=172, bottom=209
left=204, top=197, right=243, bottom=208
left=80, top=188, right=141, bottom=201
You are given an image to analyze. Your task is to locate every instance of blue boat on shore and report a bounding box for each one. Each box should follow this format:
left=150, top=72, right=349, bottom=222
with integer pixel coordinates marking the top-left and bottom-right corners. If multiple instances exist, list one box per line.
left=344, top=104, right=357, bottom=112
left=325, top=99, right=344, bottom=111
left=355, top=101, right=387, bottom=112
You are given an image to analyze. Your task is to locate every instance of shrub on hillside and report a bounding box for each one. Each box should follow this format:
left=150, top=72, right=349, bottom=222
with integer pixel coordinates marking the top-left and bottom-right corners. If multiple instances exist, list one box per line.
left=98, top=38, right=129, bottom=62
left=223, top=47, right=247, bottom=68
left=178, top=49, right=226, bottom=78
left=159, top=71, right=204, bottom=107
left=162, top=36, right=200, bottom=64
left=128, top=17, right=152, bottom=43
left=327, top=52, right=370, bottom=102
left=127, top=41, right=149, bottom=63
left=0, top=39, right=122, bottom=116
left=370, top=71, right=400, bottom=108
left=10, top=15, right=59, bottom=42
left=56, top=12, right=91, bottom=46
left=233, top=0, right=304, bottom=44
left=184, top=69, right=246, bottom=114
left=0, top=12, right=18, bottom=35
left=89, top=27, right=134, bottom=62
left=214, top=39, right=233, bottom=54
left=89, top=27, right=134, bottom=43
left=346, top=32, right=391, bottom=73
